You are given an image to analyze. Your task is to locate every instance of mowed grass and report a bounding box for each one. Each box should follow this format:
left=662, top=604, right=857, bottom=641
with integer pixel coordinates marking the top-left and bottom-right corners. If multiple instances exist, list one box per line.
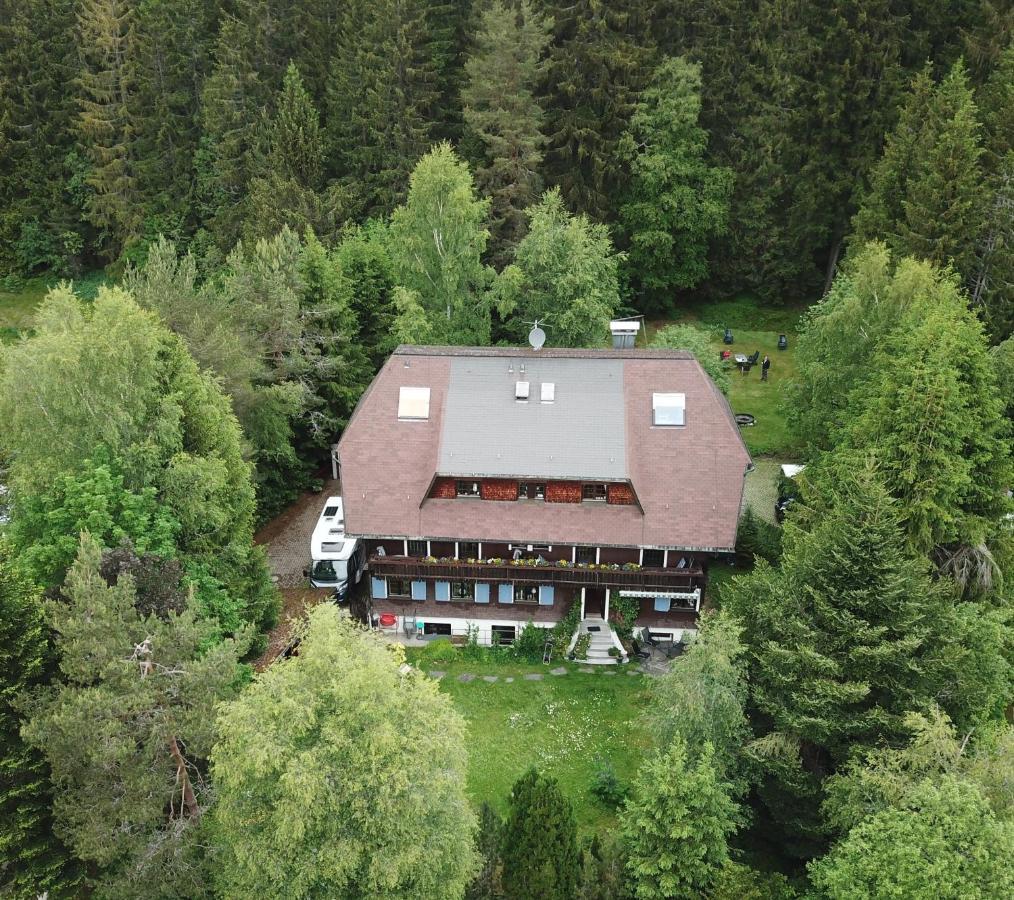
left=711, top=328, right=801, bottom=457
left=405, top=651, right=653, bottom=833
left=647, top=293, right=807, bottom=458
left=0, top=272, right=109, bottom=342
left=0, top=278, right=50, bottom=341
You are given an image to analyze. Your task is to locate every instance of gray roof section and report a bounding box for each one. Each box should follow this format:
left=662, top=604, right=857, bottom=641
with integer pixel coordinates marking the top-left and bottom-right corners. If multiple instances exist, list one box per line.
left=438, top=356, right=627, bottom=480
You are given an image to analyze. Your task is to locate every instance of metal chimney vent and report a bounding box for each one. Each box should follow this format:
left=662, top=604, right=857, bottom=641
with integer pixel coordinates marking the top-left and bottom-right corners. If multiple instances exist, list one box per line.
left=610, top=319, right=641, bottom=349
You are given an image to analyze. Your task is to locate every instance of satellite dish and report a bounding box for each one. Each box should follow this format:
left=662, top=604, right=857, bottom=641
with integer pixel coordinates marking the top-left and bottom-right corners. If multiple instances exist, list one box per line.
left=528, top=325, right=546, bottom=350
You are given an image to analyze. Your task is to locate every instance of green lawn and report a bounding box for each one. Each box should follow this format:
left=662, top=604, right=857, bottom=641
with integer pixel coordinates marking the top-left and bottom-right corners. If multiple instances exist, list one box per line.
left=0, top=278, right=50, bottom=341
left=405, top=650, right=653, bottom=833
left=0, top=272, right=109, bottom=342
left=712, top=328, right=801, bottom=457
left=647, top=293, right=807, bottom=458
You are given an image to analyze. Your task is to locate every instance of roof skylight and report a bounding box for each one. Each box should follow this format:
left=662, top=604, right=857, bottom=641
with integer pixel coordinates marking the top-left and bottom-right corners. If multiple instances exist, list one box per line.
left=652, top=392, right=685, bottom=426
left=398, top=386, right=431, bottom=420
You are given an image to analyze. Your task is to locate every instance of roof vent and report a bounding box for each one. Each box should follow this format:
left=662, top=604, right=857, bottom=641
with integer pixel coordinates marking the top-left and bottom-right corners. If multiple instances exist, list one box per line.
left=515, top=381, right=530, bottom=401
left=541, top=382, right=555, bottom=403
left=610, top=319, right=641, bottom=349
left=652, top=392, right=685, bottom=426
left=398, top=386, right=430, bottom=420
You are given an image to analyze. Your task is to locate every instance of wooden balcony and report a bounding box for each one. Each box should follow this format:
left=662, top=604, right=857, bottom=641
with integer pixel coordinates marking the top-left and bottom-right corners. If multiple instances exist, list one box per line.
left=369, top=555, right=703, bottom=591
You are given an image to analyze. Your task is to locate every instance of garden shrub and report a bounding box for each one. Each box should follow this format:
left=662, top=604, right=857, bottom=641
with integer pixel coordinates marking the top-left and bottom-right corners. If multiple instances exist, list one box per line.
left=514, top=621, right=547, bottom=662
left=610, top=595, right=639, bottom=642
left=590, top=757, right=629, bottom=808
left=574, top=633, right=591, bottom=660
left=551, top=604, right=581, bottom=656
left=420, top=638, right=458, bottom=665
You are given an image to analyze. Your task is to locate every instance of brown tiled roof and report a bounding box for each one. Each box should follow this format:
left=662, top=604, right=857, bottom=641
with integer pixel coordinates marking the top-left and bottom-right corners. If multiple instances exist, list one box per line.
left=338, top=346, right=752, bottom=552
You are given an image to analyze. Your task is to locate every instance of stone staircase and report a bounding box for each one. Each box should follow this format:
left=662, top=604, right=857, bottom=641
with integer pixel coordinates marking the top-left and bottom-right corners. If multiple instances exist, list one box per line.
left=579, top=615, right=625, bottom=665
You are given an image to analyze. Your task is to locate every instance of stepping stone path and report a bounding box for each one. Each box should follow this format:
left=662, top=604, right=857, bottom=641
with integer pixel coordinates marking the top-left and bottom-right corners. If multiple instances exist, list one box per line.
left=505, top=677, right=514, bottom=683
left=428, top=671, right=445, bottom=679
left=482, top=675, right=498, bottom=683
left=523, top=673, right=544, bottom=681
left=601, top=671, right=616, bottom=676
left=550, top=667, right=568, bottom=676
left=627, top=671, right=640, bottom=676
left=457, top=673, right=476, bottom=683
left=578, top=667, right=595, bottom=674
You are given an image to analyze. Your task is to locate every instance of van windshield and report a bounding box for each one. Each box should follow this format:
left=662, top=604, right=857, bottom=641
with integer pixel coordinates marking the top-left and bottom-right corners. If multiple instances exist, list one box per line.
left=312, top=559, right=348, bottom=583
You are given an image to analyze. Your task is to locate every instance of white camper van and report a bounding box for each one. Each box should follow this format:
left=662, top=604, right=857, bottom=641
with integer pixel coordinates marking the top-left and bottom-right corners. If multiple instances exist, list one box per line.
left=309, top=496, right=365, bottom=597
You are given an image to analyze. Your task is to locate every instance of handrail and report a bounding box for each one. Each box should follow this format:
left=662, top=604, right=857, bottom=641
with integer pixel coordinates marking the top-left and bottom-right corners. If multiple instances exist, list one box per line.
left=368, top=555, right=702, bottom=589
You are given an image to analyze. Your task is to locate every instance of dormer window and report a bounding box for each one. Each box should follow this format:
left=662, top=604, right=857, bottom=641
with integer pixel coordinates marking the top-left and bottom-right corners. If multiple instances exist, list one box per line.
left=652, top=392, right=685, bottom=426
left=582, top=483, right=607, bottom=501
left=456, top=480, right=480, bottom=497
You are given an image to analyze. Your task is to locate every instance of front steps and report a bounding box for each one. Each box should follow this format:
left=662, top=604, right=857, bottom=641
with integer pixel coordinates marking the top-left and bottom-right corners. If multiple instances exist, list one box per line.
left=578, top=615, right=627, bottom=665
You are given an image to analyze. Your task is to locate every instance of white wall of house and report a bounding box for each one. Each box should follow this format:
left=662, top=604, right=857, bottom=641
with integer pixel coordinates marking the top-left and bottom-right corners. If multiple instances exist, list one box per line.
left=379, top=615, right=557, bottom=646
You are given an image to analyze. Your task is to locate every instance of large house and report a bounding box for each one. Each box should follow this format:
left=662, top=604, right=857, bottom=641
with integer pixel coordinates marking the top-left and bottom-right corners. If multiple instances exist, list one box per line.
left=336, top=344, right=751, bottom=648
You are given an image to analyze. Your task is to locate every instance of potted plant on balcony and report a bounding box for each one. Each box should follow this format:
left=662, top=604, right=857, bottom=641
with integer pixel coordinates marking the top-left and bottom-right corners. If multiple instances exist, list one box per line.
left=622, top=562, right=641, bottom=571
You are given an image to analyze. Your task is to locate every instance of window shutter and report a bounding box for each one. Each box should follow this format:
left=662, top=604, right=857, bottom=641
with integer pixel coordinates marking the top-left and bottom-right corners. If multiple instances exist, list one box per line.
left=653, top=596, right=671, bottom=613
left=498, top=583, right=514, bottom=604
left=475, top=583, right=490, bottom=603
left=539, top=585, right=554, bottom=606
left=435, top=581, right=450, bottom=602
left=371, top=577, right=388, bottom=600
left=411, top=580, right=426, bottom=601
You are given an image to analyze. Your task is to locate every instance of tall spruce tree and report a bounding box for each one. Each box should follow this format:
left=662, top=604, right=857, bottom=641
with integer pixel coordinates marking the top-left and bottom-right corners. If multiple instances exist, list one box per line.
left=973, top=44, right=1014, bottom=340
left=21, top=534, right=250, bottom=899
left=461, top=0, right=552, bottom=265
left=466, top=801, right=504, bottom=900
left=245, top=63, right=344, bottom=243
left=895, top=58, right=986, bottom=278
left=619, top=55, right=732, bottom=308
left=501, top=768, right=580, bottom=900
left=74, top=0, right=140, bottom=259
left=621, top=739, right=738, bottom=900
left=332, top=223, right=399, bottom=368
left=0, top=0, right=82, bottom=274
left=198, top=1, right=303, bottom=250
left=327, top=0, right=441, bottom=214
left=853, top=60, right=987, bottom=283
left=841, top=260, right=1012, bottom=559
left=0, top=551, right=82, bottom=899
left=723, top=458, right=997, bottom=854
left=541, top=0, right=655, bottom=222
left=130, top=0, right=217, bottom=239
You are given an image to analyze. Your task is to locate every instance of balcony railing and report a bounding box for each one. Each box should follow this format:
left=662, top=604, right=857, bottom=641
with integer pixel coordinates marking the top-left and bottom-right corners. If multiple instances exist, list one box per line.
left=369, top=555, right=703, bottom=590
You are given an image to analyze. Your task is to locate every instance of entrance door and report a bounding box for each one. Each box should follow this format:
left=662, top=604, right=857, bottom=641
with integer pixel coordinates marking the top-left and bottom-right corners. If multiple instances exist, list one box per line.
left=584, top=588, right=605, bottom=618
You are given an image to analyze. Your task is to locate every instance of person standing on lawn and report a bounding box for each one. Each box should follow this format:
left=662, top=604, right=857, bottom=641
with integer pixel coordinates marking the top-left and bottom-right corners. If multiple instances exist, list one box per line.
left=761, top=355, right=770, bottom=381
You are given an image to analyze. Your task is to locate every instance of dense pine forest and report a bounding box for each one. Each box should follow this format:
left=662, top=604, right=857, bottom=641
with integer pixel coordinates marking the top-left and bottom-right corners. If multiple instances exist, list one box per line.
left=0, top=0, right=1010, bottom=320
left=2, top=1, right=1014, bottom=898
